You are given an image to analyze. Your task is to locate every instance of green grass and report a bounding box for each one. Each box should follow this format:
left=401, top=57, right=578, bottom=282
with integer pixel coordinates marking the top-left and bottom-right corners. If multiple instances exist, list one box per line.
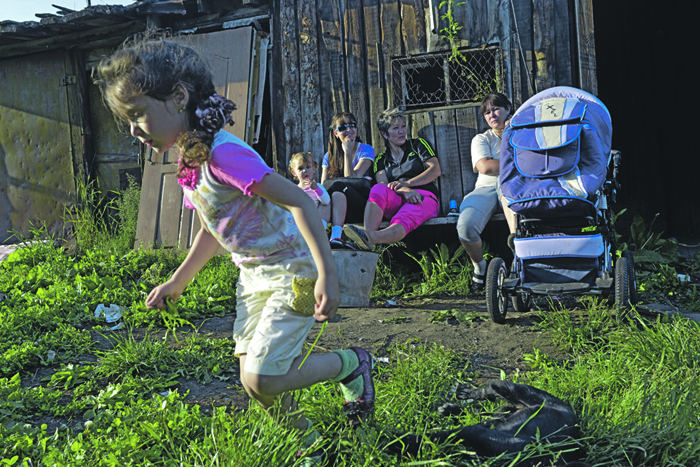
left=3, top=199, right=700, bottom=465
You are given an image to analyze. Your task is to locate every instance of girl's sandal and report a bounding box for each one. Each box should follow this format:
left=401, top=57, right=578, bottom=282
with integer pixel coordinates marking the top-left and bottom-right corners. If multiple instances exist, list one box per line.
left=339, top=347, right=376, bottom=426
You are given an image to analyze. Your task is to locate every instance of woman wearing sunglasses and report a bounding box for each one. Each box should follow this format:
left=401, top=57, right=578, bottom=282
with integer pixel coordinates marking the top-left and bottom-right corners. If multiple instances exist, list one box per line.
left=321, top=111, right=376, bottom=247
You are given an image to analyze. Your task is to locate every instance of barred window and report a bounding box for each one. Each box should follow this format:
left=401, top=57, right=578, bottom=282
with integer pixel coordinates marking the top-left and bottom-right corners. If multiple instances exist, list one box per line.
left=392, top=46, right=501, bottom=110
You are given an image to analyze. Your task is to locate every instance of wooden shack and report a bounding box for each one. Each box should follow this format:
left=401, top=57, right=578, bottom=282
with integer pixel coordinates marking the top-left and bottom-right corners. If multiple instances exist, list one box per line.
left=0, top=0, right=271, bottom=245
left=269, top=0, right=597, bottom=216
left=0, top=0, right=598, bottom=247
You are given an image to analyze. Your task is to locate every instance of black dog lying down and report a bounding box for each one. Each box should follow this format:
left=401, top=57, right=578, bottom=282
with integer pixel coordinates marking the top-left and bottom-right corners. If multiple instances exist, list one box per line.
left=391, top=380, right=589, bottom=467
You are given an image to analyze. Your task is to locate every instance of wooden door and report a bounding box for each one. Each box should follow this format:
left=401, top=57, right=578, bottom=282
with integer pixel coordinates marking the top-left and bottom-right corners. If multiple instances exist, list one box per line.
left=0, top=51, right=76, bottom=244
left=133, top=27, right=260, bottom=250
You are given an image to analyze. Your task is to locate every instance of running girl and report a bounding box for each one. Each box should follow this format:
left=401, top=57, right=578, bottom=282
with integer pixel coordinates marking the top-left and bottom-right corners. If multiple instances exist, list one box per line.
left=93, top=38, right=374, bottom=463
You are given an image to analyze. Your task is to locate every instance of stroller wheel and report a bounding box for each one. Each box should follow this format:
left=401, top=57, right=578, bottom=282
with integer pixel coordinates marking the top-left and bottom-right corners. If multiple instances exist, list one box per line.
left=615, top=256, right=630, bottom=321
left=512, top=293, right=530, bottom=312
left=486, top=258, right=509, bottom=324
left=622, top=250, right=638, bottom=305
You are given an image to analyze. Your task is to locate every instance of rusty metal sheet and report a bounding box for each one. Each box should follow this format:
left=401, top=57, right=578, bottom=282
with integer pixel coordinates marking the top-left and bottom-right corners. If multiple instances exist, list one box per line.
left=0, top=51, right=75, bottom=243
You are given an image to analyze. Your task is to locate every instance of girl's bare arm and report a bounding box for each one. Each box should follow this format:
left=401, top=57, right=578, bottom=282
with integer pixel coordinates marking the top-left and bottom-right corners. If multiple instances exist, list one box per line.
left=250, top=172, right=340, bottom=320
left=146, top=215, right=220, bottom=309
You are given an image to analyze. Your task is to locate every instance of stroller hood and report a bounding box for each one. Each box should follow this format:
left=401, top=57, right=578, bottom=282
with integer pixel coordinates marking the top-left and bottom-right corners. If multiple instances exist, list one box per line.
left=500, top=87, right=612, bottom=216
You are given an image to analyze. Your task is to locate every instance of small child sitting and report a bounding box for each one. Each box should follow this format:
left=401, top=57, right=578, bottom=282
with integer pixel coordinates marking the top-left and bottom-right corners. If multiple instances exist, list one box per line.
left=290, top=152, right=331, bottom=227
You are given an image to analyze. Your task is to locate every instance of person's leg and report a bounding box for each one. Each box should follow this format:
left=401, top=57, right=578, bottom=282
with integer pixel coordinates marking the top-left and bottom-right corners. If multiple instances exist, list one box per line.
left=496, top=184, right=516, bottom=252
left=235, top=258, right=376, bottom=431
left=345, top=190, right=438, bottom=249
left=363, top=201, right=386, bottom=232
left=318, top=202, right=331, bottom=225
left=456, top=187, right=499, bottom=289
left=363, top=184, right=401, bottom=232
left=342, top=186, right=371, bottom=225
left=344, top=185, right=403, bottom=249
left=330, top=192, right=347, bottom=243
left=382, top=190, right=439, bottom=242
left=240, top=353, right=343, bottom=429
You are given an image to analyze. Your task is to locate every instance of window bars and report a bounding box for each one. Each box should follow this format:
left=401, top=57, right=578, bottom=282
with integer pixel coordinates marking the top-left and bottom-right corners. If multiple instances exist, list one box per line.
left=392, top=46, right=501, bottom=110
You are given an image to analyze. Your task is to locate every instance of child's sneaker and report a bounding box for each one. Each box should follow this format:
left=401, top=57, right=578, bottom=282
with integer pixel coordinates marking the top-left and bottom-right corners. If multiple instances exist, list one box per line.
left=331, top=347, right=375, bottom=425
left=329, top=237, right=345, bottom=249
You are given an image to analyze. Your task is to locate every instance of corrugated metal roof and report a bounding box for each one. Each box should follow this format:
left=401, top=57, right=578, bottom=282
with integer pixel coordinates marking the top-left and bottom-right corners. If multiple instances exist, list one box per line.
left=0, top=1, right=269, bottom=59
left=0, top=2, right=188, bottom=47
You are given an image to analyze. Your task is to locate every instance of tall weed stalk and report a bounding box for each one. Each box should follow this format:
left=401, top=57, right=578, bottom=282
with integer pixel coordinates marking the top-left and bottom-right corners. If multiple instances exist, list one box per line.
left=406, top=243, right=471, bottom=296
left=62, top=176, right=141, bottom=256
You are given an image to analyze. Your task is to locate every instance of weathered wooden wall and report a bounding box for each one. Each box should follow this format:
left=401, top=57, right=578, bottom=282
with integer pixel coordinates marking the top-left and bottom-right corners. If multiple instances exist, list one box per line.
left=270, top=0, right=596, bottom=212
left=0, top=51, right=79, bottom=244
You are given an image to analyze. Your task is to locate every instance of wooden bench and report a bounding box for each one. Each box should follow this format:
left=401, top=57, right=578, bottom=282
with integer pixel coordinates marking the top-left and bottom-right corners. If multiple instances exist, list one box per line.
left=377, top=212, right=505, bottom=229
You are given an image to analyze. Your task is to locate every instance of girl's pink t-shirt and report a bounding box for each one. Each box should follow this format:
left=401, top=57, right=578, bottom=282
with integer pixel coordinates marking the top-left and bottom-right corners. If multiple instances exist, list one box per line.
left=181, top=143, right=273, bottom=209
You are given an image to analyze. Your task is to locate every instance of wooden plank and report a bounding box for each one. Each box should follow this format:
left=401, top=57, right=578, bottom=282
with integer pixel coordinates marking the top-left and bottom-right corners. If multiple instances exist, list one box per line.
left=173, top=28, right=254, bottom=141
left=63, top=49, right=92, bottom=185
left=430, top=109, right=462, bottom=214
left=409, top=111, right=442, bottom=210
left=0, top=21, right=146, bottom=60
left=401, top=0, right=427, bottom=55
left=279, top=0, right=303, bottom=169
left=178, top=201, right=195, bottom=249
left=380, top=0, right=402, bottom=109
left=532, top=0, right=556, bottom=92
left=494, top=0, right=514, bottom=99
left=510, top=0, right=534, bottom=103
left=553, top=0, right=573, bottom=86
left=134, top=160, right=176, bottom=249
left=298, top=0, right=325, bottom=164
left=425, top=0, right=441, bottom=51
left=455, top=106, right=481, bottom=196
left=157, top=173, right=183, bottom=248
left=363, top=0, right=384, bottom=147
left=269, top=0, right=286, bottom=172
left=378, top=212, right=504, bottom=228
left=135, top=29, right=255, bottom=251
left=344, top=0, right=370, bottom=142
left=574, top=0, right=597, bottom=94
left=250, top=33, right=269, bottom=145
left=318, top=0, right=346, bottom=116
left=465, top=0, right=489, bottom=45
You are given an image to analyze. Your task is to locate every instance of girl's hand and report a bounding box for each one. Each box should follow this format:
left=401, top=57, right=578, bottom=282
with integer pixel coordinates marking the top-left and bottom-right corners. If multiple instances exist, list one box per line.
left=299, top=178, right=317, bottom=190
left=313, top=274, right=340, bottom=322
left=341, top=138, right=356, bottom=153
left=146, top=279, right=186, bottom=310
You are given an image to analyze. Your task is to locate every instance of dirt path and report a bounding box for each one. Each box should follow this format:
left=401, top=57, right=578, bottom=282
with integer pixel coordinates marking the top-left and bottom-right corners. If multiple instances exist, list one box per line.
left=183, top=297, right=565, bottom=411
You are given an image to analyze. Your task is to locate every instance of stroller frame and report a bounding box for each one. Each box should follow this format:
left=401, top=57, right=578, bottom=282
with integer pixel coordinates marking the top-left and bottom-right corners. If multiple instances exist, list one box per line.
left=485, top=87, right=637, bottom=324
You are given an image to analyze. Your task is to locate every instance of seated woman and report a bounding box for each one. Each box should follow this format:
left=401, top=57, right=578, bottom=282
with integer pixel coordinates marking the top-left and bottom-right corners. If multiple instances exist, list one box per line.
left=321, top=111, right=376, bottom=247
left=457, top=92, right=516, bottom=291
left=343, top=108, right=441, bottom=250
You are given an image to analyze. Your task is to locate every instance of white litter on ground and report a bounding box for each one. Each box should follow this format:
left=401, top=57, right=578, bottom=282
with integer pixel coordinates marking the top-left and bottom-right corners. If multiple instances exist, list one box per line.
left=94, top=304, right=125, bottom=323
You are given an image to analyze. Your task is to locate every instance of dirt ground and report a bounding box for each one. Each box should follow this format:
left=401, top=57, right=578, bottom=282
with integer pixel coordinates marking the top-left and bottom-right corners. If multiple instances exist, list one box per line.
left=180, top=296, right=568, bottom=413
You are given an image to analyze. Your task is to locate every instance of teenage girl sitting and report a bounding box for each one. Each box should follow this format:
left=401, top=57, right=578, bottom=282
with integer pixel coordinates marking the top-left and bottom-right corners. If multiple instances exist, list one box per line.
left=320, top=112, right=375, bottom=247
left=93, top=38, right=375, bottom=464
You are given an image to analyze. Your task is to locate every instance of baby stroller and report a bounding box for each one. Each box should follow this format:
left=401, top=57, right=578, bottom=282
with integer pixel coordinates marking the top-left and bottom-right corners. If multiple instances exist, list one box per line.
left=486, top=86, right=637, bottom=324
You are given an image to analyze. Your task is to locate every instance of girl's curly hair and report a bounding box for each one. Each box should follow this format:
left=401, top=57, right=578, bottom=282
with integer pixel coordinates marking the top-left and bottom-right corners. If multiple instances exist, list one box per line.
left=93, top=36, right=236, bottom=177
